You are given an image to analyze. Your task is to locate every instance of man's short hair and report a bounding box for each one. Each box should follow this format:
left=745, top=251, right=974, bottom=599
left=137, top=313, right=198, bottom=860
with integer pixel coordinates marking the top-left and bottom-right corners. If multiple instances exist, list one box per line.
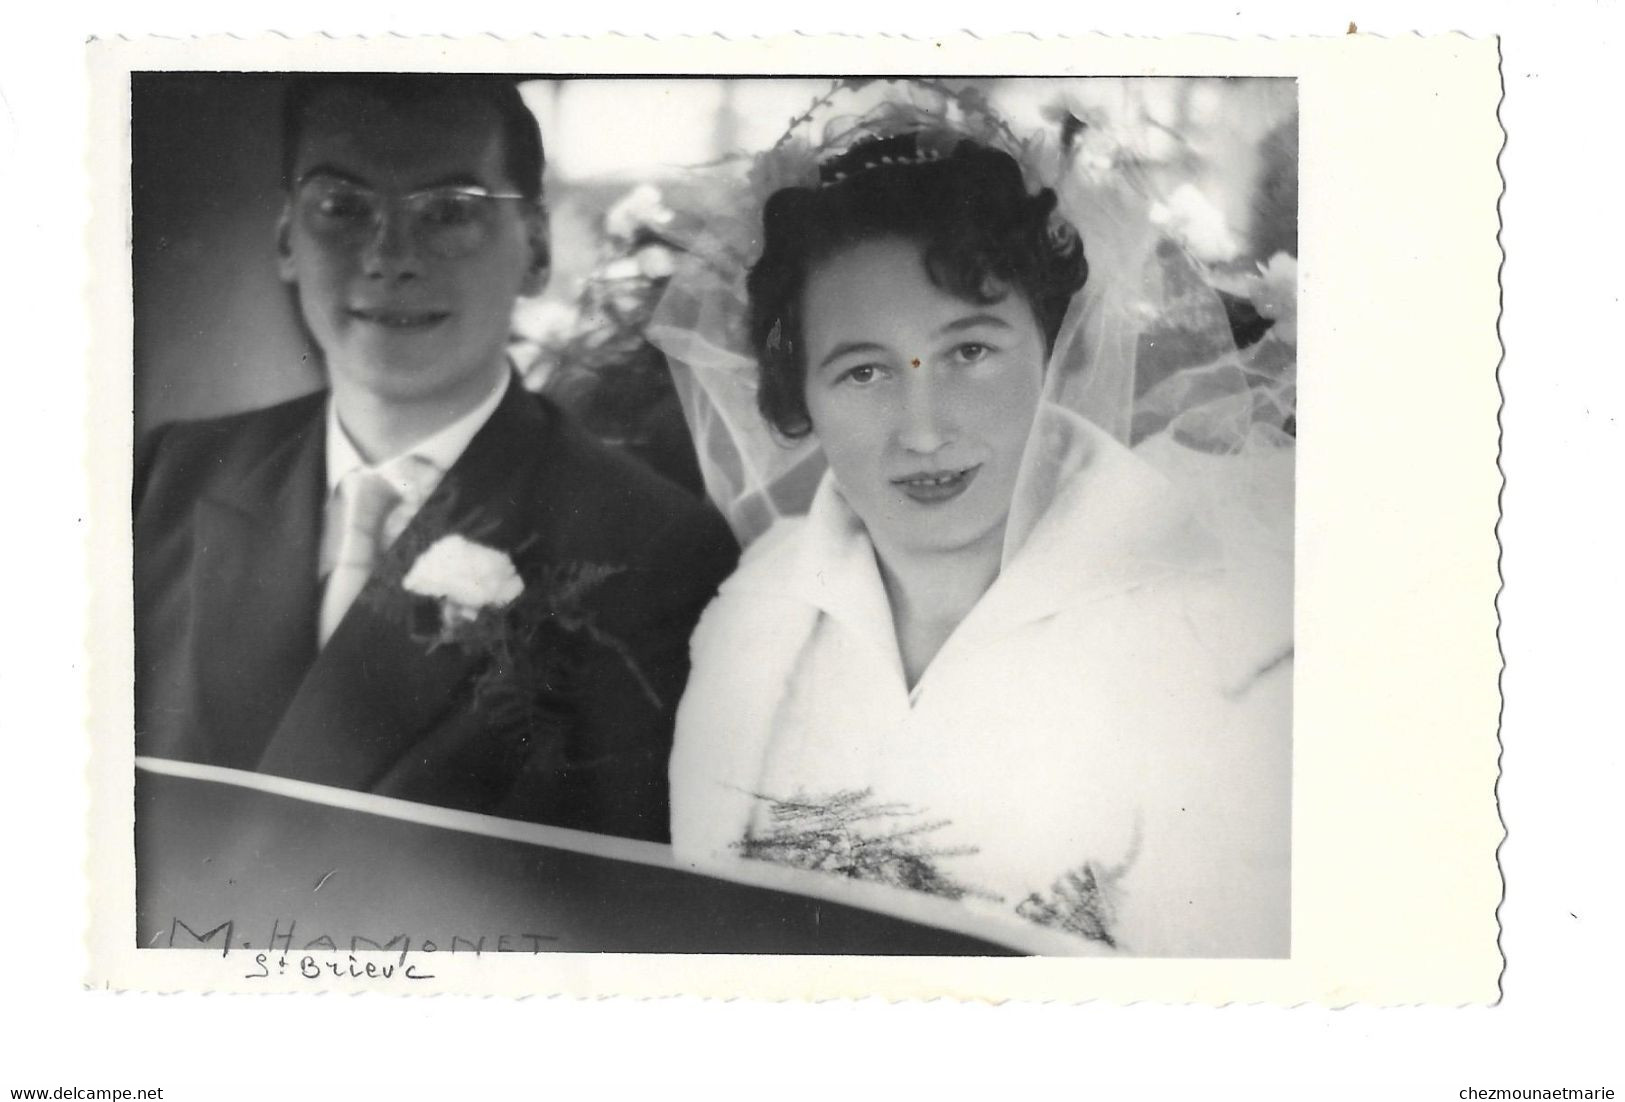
left=280, top=73, right=546, bottom=202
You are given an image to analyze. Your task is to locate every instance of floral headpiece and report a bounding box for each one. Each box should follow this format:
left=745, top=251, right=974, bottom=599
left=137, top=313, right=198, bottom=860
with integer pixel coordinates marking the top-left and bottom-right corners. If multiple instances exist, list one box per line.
left=746, top=77, right=1059, bottom=210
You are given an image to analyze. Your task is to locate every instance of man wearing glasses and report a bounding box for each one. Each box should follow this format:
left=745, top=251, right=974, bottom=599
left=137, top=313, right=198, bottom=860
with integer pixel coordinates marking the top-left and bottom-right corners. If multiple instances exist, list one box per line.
left=134, top=74, right=738, bottom=843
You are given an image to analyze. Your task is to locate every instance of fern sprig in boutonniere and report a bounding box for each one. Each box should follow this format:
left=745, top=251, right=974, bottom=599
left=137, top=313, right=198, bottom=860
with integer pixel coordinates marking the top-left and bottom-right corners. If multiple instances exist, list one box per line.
left=358, top=484, right=664, bottom=745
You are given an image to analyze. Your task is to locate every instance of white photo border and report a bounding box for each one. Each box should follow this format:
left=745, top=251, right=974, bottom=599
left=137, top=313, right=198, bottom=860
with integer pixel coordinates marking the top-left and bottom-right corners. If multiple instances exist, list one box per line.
left=87, top=31, right=1504, bottom=1004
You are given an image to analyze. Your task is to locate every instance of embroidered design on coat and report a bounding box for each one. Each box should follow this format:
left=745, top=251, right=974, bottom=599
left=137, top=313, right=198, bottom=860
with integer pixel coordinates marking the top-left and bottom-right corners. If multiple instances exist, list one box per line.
left=736, top=787, right=1144, bottom=949
left=1015, top=864, right=1125, bottom=947
left=735, top=788, right=997, bottom=902
left=1015, top=825, right=1141, bottom=948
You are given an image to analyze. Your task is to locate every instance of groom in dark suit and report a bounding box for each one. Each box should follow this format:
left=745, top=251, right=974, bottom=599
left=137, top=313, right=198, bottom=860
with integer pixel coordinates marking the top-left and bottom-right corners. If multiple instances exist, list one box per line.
left=134, top=74, right=737, bottom=843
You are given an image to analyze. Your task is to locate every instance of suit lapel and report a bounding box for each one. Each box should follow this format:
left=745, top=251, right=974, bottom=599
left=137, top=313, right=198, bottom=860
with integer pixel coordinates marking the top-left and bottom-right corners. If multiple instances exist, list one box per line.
left=190, top=401, right=324, bottom=769
left=255, top=381, right=557, bottom=789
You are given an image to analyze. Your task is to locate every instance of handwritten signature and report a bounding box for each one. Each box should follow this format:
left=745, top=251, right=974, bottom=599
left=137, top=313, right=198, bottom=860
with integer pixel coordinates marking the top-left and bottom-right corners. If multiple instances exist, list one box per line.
left=155, top=917, right=560, bottom=981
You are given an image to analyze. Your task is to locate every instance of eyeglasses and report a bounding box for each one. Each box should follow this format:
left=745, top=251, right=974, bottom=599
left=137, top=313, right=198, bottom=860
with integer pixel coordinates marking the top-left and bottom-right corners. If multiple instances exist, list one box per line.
left=294, top=176, right=533, bottom=259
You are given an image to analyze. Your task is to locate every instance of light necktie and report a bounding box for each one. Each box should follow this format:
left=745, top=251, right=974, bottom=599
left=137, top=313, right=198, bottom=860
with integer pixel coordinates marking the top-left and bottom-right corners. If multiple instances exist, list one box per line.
left=319, top=468, right=401, bottom=646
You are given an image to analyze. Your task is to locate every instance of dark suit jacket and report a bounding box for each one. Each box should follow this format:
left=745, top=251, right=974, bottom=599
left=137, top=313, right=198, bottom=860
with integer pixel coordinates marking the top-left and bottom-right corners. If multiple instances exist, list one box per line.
left=134, top=381, right=738, bottom=842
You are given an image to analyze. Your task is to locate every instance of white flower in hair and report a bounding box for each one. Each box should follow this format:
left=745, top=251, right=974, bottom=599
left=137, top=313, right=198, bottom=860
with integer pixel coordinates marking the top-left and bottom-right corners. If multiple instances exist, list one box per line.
left=403, top=535, right=524, bottom=624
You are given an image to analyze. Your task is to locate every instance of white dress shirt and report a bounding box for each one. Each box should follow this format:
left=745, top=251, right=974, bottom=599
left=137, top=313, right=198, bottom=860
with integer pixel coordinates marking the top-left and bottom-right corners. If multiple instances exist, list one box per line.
left=318, top=371, right=511, bottom=595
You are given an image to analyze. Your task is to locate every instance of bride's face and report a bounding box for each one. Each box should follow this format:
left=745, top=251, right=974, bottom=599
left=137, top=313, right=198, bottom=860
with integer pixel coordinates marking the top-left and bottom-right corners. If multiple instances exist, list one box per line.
left=801, top=236, right=1046, bottom=560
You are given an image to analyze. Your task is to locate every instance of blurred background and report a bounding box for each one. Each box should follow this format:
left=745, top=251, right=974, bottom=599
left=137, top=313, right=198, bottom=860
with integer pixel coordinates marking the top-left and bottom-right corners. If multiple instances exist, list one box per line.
left=132, top=74, right=1297, bottom=473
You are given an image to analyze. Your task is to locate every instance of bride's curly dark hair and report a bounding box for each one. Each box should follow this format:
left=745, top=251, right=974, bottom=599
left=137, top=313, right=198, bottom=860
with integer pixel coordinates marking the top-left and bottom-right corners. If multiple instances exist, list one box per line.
left=747, top=133, right=1088, bottom=439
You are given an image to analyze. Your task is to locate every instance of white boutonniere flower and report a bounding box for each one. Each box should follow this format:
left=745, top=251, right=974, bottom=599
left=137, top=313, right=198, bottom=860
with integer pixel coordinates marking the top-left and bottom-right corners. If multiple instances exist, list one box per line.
left=378, top=522, right=662, bottom=717
left=402, top=534, right=524, bottom=631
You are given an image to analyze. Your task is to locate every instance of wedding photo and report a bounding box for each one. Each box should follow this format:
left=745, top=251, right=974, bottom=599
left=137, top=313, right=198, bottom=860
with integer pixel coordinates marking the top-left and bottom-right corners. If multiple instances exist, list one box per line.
left=125, top=69, right=1301, bottom=965
left=0, top=10, right=1555, bottom=1093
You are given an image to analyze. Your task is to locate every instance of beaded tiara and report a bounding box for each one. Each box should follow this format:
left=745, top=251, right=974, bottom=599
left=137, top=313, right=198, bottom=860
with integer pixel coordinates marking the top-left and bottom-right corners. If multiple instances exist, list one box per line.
left=817, top=133, right=948, bottom=187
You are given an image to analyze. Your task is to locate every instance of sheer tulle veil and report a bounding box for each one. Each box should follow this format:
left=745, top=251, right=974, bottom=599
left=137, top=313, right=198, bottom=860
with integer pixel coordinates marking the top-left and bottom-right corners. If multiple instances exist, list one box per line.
left=646, top=78, right=1296, bottom=579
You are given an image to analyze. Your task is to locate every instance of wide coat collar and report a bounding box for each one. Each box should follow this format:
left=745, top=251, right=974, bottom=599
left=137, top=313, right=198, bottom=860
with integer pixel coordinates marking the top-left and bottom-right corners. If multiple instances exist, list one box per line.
left=722, top=408, right=1217, bottom=660
left=184, top=394, right=326, bottom=769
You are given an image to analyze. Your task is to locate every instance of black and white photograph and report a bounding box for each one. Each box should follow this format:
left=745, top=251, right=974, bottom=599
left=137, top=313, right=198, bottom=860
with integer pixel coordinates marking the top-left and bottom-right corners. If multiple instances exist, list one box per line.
left=128, top=70, right=1298, bottom=961
left=73, top=29, right=1505, bottom=1011
left=10, top=5, right=1621, bottom=1097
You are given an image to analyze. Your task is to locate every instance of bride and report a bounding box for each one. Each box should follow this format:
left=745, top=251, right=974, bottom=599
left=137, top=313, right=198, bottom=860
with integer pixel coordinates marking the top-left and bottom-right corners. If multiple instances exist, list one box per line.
left=650, top=83, right=1294, bottom=957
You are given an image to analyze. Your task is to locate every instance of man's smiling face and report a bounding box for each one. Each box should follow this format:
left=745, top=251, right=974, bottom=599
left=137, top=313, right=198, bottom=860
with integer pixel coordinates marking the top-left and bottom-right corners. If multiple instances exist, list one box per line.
left=278, top=87, right=546, bottom=413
